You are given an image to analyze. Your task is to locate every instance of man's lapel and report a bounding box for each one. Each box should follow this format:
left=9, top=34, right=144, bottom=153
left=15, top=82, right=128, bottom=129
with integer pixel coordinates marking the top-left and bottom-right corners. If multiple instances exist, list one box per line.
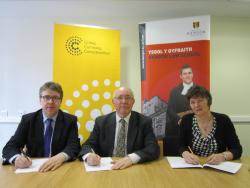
left=36, top=110, right=46, bottom=155
left=127, top=112, right=138, bottom=153
left=107, top=113, right=116, bottom=156
left=51, top=110, right=63, bottom=153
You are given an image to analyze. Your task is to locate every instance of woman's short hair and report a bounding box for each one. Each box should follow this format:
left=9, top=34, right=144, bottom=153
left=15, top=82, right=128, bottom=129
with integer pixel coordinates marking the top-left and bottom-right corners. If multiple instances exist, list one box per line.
left=187, top=85, right=212, bottom=106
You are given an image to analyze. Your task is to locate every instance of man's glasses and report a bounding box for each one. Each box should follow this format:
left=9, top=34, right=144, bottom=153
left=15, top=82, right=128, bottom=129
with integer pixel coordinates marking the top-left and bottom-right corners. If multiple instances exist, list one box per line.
left=40, top=95, right=61, bottom=102
left=115, top=95, right=133, bottom=101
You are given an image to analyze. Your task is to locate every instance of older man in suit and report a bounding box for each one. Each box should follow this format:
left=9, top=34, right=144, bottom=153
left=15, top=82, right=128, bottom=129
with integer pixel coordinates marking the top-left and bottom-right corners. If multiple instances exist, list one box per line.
left=2, top=81, right=80, bottom=172
left=79, top=87, right=159, bottom=170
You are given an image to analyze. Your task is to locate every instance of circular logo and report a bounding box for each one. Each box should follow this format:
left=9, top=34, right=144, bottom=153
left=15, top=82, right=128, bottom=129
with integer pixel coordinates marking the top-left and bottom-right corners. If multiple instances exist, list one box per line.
left=66, top=36, right=83, bottom=56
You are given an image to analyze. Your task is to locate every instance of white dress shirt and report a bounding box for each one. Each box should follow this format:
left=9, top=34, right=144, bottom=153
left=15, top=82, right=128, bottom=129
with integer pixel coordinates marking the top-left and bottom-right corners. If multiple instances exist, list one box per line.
left=113, top=113, right=141, bottom=164
left=181, top=82, right=193, bottom=95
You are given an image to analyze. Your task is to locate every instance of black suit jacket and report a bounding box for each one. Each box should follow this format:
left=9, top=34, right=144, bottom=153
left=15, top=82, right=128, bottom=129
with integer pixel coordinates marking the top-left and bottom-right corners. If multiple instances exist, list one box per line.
left=78, top=111, right=160, bottom=163
left=167, top=84, right=193, bottom=124
left=2, top=109, right=80, bottom=164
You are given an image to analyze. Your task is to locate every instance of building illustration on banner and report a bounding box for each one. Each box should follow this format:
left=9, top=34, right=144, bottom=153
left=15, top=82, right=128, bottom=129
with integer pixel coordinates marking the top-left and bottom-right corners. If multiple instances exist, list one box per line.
left=143, top=96, right=168, bottom=139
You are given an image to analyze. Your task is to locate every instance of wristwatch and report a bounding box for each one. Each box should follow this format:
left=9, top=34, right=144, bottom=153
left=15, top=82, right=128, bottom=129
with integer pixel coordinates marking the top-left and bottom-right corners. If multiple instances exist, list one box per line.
left=222, top=152, right=227, bottom=161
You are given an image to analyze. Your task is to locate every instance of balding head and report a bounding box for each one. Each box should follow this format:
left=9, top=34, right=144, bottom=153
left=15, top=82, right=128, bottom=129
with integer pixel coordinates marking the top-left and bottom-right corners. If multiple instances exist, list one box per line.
left=113, top=87, right=134, bottom=99
left=112, top=87, right=135, bottom=118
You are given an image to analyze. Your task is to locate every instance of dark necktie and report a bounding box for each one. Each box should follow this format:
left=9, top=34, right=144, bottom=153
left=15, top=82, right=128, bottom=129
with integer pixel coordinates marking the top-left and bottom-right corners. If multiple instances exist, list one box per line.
left=44, top=118, right=53, bottom=157
left=115, top=119, right=126, bottom=157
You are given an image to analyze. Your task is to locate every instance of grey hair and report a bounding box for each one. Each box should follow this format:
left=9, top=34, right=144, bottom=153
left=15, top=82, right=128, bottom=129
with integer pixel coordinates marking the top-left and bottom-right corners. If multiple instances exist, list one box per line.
left=113, top=87, right=134, bottom=98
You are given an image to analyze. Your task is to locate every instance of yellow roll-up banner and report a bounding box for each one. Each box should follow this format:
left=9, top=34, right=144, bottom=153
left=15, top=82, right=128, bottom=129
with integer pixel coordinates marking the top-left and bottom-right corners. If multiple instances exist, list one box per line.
left=53, top=24, right=120, bottom=143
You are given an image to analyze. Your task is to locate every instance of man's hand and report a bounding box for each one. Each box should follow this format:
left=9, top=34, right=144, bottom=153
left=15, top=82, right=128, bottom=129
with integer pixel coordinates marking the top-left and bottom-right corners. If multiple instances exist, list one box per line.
left=86, top=153, right=101, bottom=166
left=15, top=155, right=32, bottom=169
left=111, top=156, right=133, bottom=170
left=39, top=153, right=65, bottom=172
left=182, top=151, right=200, bottom=165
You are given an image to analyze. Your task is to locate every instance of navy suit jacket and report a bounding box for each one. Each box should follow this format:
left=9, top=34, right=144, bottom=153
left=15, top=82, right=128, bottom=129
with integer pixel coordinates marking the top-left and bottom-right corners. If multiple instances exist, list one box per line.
left=2, top=109, right=80, bottom=164
left=78, top=111, right=160, bottom=163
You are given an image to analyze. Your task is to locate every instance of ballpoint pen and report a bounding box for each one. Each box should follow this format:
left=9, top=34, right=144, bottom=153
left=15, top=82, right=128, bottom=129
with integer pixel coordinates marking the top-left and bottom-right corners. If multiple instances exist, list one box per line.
left=21, top=150, right=29, bottom=159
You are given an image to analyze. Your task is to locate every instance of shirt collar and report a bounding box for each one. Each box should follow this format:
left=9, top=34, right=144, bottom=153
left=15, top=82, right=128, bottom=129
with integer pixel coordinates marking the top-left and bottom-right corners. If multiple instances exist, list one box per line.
left=42, top=112, right=58, bottom=123
left=115, top=112, right=131, bottom=124
left=183, top=82, right=193, bottom=88
left=181, top=82, right=193, bottom=95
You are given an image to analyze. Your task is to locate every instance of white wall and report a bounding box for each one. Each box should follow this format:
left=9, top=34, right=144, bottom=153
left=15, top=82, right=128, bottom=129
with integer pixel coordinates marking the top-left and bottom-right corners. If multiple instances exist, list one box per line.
left=0, top=122, right=18, bottom=156
left=210, top=17, right=250, bottom=156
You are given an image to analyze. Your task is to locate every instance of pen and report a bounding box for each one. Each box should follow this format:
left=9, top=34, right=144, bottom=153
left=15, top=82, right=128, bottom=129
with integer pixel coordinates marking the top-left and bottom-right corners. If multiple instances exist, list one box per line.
left=21, top=150, right=29, bottom=159
left=188, top=146, right=194, bottom=154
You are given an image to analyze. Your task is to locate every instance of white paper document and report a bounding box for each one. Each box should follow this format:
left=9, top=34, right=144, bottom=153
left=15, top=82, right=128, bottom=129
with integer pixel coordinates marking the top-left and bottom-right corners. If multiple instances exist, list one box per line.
left=166, top=157, right=242, bottom=174
left=84, top=157, right=113, bottom=172
left=15, top=158, right=49, bottom=174
left=167, top=156, right=203, bottom=168
left=203, top=162, right=242, bottom=174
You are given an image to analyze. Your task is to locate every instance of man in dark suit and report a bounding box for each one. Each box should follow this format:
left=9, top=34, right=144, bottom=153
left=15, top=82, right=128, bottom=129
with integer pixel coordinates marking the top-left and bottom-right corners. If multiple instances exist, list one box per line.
left=164, top=64, right=194, bottom=155
left=167, top=64, right=194, bottom=123
left=79, top=87, right=159, bottom=170
left=2, top=81, right=80, bottom=172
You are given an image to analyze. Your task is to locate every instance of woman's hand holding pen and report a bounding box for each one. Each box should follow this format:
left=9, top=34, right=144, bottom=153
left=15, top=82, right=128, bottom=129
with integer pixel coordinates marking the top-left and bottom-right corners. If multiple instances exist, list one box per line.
left=14, top=154, right=32, bottom=169
left=182, top=151, right=199, bottom=164
left=182, top=147, right=199, bottom=165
